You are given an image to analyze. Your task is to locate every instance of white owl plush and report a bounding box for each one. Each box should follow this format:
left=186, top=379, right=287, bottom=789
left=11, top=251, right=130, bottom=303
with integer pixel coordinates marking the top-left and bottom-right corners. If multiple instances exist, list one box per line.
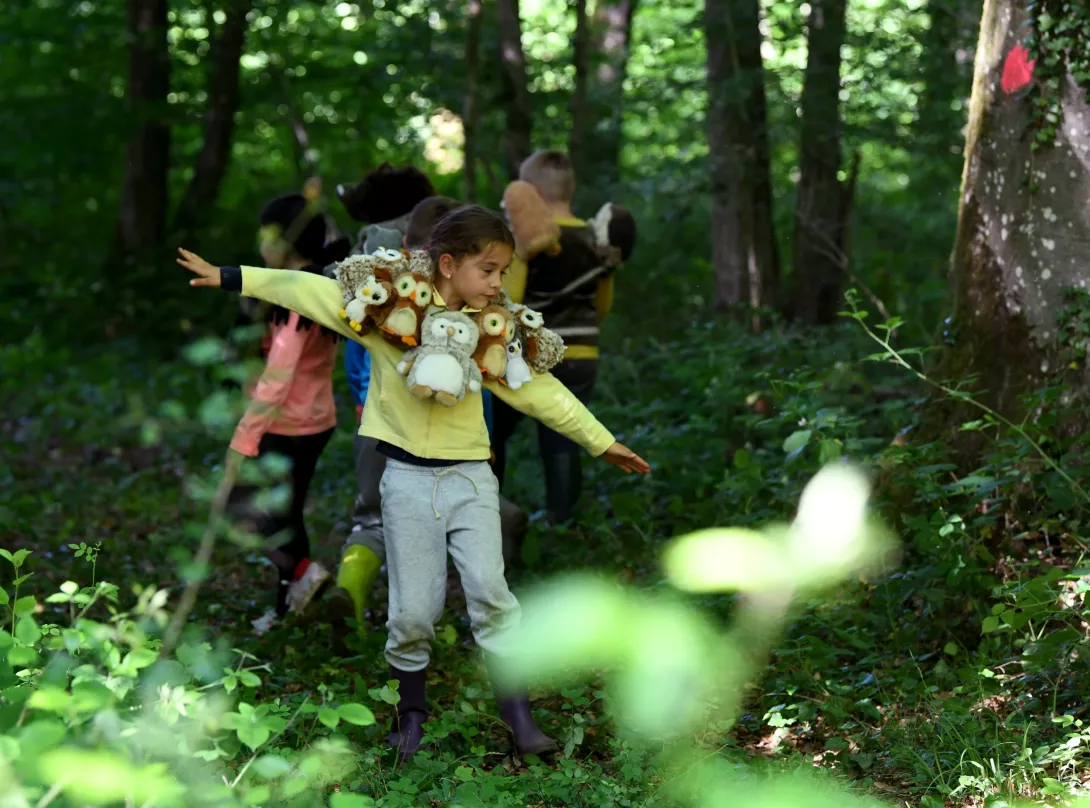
left=396, top=310, right=482, bottom=407
left=503, top=337, right=533, bottom=390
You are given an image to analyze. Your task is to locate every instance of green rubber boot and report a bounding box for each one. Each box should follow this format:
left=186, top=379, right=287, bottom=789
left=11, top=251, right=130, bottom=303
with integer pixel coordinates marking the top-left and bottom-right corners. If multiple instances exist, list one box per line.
left=328, top=545, right=382, bottom=655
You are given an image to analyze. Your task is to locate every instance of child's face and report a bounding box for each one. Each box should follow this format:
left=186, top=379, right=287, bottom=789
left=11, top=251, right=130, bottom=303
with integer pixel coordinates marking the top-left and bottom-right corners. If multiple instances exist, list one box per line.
left=443, top=242, right=512, bottom=309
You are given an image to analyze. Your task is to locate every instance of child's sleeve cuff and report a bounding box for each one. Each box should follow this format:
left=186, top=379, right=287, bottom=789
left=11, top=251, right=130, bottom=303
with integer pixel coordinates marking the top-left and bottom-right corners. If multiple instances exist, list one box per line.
left=221, top=266, right=242, bottom=292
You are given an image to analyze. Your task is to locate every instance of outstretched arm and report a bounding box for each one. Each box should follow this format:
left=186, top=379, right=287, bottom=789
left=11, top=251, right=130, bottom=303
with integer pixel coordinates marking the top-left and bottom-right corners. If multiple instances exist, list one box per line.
left=178, top=247, right=379, bottom=348
left=485, top=372, right=649, bottom=474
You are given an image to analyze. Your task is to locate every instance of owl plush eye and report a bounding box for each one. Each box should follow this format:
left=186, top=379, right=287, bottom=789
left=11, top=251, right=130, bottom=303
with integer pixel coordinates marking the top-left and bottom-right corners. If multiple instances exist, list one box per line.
left=375, top=247, right=401, bottom=261
left=520, top=309, right=543, bottom=328
left=369, top=286, right=389, bottom=305
left=483, top=314, right=504, bottom=336
left=415, top=282, right=432, bottom=305
left=396, top=276, right=415, bottom=296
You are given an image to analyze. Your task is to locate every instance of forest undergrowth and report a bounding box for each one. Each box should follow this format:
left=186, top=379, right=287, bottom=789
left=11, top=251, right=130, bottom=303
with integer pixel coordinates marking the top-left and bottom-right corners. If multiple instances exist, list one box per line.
left=4, top=310, right=1090, bottom=808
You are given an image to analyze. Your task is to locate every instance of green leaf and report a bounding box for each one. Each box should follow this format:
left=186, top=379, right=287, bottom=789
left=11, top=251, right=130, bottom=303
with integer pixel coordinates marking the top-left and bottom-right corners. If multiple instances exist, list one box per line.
left=782, top=429, right=812, bottom=455
left=732, top=448, right=749, bottom=469
left=0, top=549, right=12, bottom=563
left=15, top=616, right=41, bottom=645
left=237, top=724, right=271, bottom=750
left=251, top=754, right=293, bottom=780
left=60, top=581, right=79, bottom=595
left=13, top=596, right=36, bottom=618
left=981, top=616, right=1000, bottom=634
left=36, top=748, right=181, bottom=805
left=0, top=587, right=8, bottom=606
left=318, top=706, right=341, bottom=729
left=943, top=642, right=958, bottom=656
left=238, top=670, right=262, bottom=688
left=330, top=793, right=375, bottom=808
left=337, top=703, right=376, bottom=726
left=29, top=686, right=72, bottom=713
left=11, top=549, right=30, bottom=567
left=455, top=766, right=475, bottom=782
left=663, top=527, right=787, bottom=592
left=183, top=336, right=227, bottom=366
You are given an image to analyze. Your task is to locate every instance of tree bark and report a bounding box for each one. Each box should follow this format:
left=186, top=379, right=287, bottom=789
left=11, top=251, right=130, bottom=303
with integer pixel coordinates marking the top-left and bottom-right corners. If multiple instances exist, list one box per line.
left=174, top=0, right=250, bottom=243
left=792, top=0, right=847, bottom=325
left=569, top=0, right=590, bottom=179
left=705, top=0, right=780, bottom=312
left=584, top=0, right=638, bottom=196
left=943, top=0, right=1090, bottom=418
left=113, top=0, right=171, bottom=263
left=706, top=0, right=748, bottom=309
left=497, top=0, right=533, bottom=180
left=463, top=0, right=483, bottom=202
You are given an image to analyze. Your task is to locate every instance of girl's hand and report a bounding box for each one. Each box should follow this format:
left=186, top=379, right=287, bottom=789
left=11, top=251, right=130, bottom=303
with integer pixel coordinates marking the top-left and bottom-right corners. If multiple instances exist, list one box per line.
left=178, top=247, right=222, bottom=288
left=600, top=441, right=650, bottom=475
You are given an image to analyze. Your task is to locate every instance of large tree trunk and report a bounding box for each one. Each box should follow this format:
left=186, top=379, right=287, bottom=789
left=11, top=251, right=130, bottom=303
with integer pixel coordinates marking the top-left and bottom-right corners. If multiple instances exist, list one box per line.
left=174, top=0, right=250, bottom=243
left=944, top=0, right=1090, bottom=417
left=497, top=0, right=533, bottom=180
left=705, top=0, right=780, bottom=312
left=113, top=0, right=171, bottom=264
left=792, top=0, right=847, bottom=325
left=584, top=0, right=638, bottom=198
left=569, top=0, right=590, bottom=179
left=462, top=0, right=483, bottom=202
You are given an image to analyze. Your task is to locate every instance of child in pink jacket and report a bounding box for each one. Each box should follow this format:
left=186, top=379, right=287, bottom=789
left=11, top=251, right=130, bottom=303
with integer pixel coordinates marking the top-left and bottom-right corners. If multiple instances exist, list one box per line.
left=227, top=193, right=350, bottom=634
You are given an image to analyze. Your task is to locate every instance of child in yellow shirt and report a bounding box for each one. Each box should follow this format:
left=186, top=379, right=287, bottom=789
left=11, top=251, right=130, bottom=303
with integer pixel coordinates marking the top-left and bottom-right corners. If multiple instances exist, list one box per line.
left=177, top=205, right=649, bottom=762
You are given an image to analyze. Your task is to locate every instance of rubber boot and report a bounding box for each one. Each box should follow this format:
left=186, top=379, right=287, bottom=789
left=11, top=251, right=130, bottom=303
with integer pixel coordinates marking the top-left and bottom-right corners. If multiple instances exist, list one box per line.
left=542, top=451, right=582, bottom=527
left=387, top=666, right=427, bottom=763
left=328, top=545, right=382, bottom=655
left=486, top=656, right=557, bottom=758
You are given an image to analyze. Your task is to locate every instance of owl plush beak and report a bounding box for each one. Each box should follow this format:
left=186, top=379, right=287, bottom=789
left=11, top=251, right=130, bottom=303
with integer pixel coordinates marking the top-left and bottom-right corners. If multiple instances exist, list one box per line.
left=447, top=326, right=455, bottom=336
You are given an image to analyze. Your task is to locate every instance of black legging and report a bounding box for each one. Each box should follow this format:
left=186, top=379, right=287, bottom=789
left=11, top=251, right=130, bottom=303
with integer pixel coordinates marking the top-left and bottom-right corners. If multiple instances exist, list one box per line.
left=228, top=428, right=334, bottom=574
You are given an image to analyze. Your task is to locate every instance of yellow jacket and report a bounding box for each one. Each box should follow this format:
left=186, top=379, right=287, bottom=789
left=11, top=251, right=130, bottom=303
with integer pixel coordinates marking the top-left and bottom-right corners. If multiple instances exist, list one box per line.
left=502, top=216, right=614, bottom=362
left=239, top=267, right=616, bottom=461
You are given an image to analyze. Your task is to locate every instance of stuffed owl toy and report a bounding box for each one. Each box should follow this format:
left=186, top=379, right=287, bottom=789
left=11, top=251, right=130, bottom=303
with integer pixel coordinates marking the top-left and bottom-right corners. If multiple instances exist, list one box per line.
left=472, top=304, right=515, bottom=382
left=502, top=180, right=561, bottom=261
left=406, top=249, right=433, bottom=279
left=396, top=310, right=482, bottom=407
left=381, top=271, right=433, bottom=347
left=503, top=337, right=533, bottom=390
left=334, top=253, right=396, bottom=331
left=507, top=302, right=566, bottom=374
left=591, top=202, right=637, bottom=269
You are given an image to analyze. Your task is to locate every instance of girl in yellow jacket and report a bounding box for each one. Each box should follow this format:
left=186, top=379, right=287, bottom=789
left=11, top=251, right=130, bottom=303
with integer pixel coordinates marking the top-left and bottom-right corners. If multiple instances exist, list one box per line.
left=178, top=205, right=649, bottom=762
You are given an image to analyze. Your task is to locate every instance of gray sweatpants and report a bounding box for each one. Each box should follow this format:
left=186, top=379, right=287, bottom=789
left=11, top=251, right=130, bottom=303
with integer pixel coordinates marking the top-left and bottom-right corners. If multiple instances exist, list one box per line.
left=344, top=434, right=387, bottom=561
left=380, top=458, right=521, bottom=672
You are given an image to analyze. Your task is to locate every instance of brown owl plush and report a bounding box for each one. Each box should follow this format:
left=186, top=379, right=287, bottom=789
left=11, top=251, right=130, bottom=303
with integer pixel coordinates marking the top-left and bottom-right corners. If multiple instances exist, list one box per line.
left=472, top=304, right=515, bottom=381
left=334, top=253, right=400, bottom=333
left=494, top=297, right=565, bottom=375
left=381, top=271, right=434, bottom=347
left=502, top=181, right=561, bottom=261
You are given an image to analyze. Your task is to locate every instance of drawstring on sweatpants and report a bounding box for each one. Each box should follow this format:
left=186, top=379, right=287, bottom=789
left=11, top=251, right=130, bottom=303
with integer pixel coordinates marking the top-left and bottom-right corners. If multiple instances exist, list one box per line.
left=431, top=467, right=480, bottom=520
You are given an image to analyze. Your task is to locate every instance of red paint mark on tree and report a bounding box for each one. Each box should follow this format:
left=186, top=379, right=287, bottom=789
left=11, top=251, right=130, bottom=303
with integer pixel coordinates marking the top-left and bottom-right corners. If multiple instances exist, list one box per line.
left=1001, top=44, right=1036, bottom=95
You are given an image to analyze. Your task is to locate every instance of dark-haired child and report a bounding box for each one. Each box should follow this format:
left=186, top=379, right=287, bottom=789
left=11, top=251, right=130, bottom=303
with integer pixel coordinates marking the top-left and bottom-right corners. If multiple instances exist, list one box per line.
left=225, top=193, right=352, bottom=634
left=179, top=204, right=649, bottom=760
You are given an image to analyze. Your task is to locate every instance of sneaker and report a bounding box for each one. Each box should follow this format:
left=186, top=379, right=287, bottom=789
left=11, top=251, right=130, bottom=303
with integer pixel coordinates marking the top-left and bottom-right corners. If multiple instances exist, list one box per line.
left=286, top=560, right=332, bottom=616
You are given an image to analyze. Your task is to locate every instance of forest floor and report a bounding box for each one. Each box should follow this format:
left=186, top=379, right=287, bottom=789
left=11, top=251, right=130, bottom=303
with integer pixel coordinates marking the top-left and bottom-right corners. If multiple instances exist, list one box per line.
left=5, top=318, right=1090, bottom=808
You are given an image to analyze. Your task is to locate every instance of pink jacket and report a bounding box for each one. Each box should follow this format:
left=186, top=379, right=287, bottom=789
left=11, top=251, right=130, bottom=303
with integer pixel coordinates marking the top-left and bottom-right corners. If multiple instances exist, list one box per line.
left=230, top=312, right=338, bottom=456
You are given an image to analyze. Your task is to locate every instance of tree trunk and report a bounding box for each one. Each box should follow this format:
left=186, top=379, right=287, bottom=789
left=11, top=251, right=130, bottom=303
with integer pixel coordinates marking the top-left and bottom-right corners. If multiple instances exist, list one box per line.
left=792, top=0, right=847, bottom=325
left=943, top=0, right=1090, bottom=418
left=705, top=0, right=780, bottom=312
left=584, top=0, right=638, bottom=197
left=174, top=0, right=250, bottom=243
left=569, top=0, right=590, bottom=179
left=113, top=0, right=171, bottom=263
left=497, top=0, right=533, bottom=180
left=462, top=0, right=483, bottom=202
left=705, top=0, right=748, bottom=309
